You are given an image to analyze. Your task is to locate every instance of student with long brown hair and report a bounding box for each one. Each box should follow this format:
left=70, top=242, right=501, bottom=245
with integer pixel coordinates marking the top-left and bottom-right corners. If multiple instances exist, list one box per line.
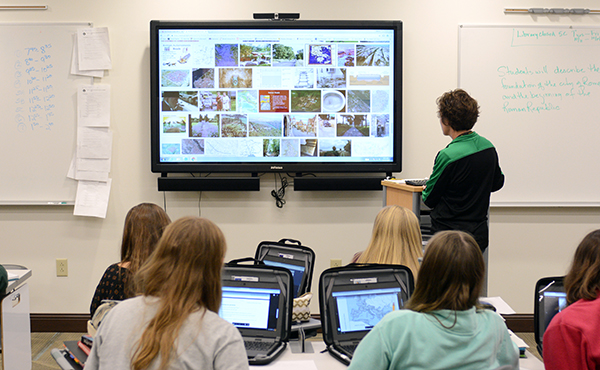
left=90, top=203, right=171, bottom=316
left=351, top=205, right=423, bottom=276
left=348, top=230, right=518, bottom=370
left=543, top=229, right=600, bottom=370
left=86, top=216, right=248, bottom=370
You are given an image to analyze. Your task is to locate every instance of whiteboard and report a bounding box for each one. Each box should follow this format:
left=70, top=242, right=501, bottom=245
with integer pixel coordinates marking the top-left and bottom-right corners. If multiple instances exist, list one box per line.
left=459, top=25, right=600, bottom=206
left=0, top=22, right=91, bottom=205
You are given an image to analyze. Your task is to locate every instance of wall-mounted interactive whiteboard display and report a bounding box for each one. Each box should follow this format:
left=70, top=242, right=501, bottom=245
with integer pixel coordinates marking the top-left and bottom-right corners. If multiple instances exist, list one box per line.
left=0, top=22, right=91, bottom=205
left=459, top=25, right=600, bottom=206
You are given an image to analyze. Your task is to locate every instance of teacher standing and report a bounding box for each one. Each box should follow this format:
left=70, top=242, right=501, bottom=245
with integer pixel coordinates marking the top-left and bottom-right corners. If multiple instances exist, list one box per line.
left=422, top=89, right=504, bottom=252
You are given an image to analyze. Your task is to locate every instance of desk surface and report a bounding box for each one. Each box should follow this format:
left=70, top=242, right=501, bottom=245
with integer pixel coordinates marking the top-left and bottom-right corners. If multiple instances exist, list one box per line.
left=251, top=341, right=545, bottom=370
left=250, top=341, right=345, bottom=369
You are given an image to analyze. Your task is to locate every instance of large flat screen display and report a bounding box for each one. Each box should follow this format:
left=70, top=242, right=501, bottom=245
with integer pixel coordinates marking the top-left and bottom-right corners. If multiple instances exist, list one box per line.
left=150, top=20, right=402, bottom=174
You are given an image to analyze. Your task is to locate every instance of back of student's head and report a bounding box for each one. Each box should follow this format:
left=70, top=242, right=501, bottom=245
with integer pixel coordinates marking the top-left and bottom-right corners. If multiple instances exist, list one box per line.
left=436, top=88, right=480, bottom=131
left=357, top=205, right=423, bottom=274
left=406, top=230, right=484, bottom=312
left=135, top=216, right=226, bottom=313
left=132, top=216, right=227, bottom=370
left=565, top=229, right=600, bottom=305
left=120, top=203, right=171, bottom=272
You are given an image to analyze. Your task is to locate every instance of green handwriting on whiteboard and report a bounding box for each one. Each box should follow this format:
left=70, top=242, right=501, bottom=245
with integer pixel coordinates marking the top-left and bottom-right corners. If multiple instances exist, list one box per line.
left=497, top=64, right=600, bottom=114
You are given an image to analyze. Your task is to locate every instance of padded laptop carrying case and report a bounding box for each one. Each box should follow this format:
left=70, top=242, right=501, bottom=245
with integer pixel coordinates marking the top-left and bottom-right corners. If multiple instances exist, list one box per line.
left=319, top=263, right=414, bottom=365
left=222, top=259, right=294, bottom=365
left=255, top=238, right=315, bottom=298
left=533, top=275, right=566, bottom=357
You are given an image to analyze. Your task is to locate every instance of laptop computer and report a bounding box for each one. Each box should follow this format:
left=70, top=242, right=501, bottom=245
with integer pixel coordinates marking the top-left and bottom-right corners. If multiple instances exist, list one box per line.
left=534, top=276, right=566, bottom=357
left=261, top=258, right=306, bottom=298
left=319, top=264, right=414, bottom=365
left=221, top=263, right=293, bottom=365
left=255, top=239, right=315, bottom=298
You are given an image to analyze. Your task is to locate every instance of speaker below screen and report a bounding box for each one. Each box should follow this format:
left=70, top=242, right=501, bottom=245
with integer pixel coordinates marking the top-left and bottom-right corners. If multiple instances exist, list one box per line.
left=158, top=177, right=260, bottom=192
left=293, top=177, right=383, bottom=191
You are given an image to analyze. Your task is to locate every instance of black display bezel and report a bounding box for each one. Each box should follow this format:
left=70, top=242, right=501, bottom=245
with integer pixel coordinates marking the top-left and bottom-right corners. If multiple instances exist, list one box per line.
left=150, top=19, right=403, bottom=174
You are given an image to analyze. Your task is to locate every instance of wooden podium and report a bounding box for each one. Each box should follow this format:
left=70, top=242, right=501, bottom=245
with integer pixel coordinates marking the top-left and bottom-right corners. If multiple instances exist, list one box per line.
left=381, top=180, right=424, bottom=218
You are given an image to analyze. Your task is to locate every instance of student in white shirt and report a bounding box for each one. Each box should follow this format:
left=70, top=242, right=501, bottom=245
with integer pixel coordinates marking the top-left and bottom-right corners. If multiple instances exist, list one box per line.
left=86, top=216, right=248, bottom=370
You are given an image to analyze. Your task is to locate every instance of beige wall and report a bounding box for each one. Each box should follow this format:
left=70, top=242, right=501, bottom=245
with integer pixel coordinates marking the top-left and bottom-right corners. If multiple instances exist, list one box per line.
left=1, top=0, right=598, bottom=314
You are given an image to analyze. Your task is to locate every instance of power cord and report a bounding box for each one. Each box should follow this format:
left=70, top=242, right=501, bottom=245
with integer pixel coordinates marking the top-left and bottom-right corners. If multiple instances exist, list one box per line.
left=271, top=173, right=288, bottom=208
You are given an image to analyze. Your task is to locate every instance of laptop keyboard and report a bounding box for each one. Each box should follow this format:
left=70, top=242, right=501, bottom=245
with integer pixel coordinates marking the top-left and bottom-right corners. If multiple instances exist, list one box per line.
left=244, top=340, right=274, bottom=352
left=339, top=343, right=358, bottom=355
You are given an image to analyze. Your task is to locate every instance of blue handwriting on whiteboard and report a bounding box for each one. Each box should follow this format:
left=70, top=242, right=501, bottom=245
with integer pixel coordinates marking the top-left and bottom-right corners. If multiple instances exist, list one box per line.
left=13, top=43, right=56, bottom=131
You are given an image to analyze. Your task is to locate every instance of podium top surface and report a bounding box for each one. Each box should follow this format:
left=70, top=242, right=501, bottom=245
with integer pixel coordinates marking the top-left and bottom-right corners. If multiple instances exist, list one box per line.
left=381, top=179, right=424, bottom=193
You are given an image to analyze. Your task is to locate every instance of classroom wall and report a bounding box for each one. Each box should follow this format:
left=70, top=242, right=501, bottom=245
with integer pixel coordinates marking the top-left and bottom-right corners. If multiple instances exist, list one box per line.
left=1, top=0, right=599, bottom=315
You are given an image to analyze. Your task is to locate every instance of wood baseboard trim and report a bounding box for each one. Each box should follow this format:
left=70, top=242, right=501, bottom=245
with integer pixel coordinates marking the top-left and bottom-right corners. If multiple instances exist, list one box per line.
left=30, top=312, right=534, bottom=333
left=31, top=313, right=90, bottom=332
left=503, top=313, right=534, bottom=333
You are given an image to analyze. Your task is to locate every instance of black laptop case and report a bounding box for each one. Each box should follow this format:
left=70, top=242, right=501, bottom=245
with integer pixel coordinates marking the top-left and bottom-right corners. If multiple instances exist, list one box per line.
left=255, top=238, right=315, bottom=298
left=534, top=275, right=566, bottom=357
left=319, top=263, right=414, bottom=365
left=222, top=259, right=294, bottom=365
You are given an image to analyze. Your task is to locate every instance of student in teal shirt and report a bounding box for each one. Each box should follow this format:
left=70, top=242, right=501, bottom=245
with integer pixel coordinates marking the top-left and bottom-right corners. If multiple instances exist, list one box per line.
left=348, top=231, right=518, bottom=370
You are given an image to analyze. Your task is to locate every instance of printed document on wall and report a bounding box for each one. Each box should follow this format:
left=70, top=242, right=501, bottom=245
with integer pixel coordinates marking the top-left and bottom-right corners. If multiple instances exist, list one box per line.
left=77, top=127, right=112, bottom=159
left=78, top=84, right=110, bottom=127
left=77, top=27, right=112, bottom=70
left=74, top=179, right=112, bottom=218
left=70, top=34, right=104, bottom=77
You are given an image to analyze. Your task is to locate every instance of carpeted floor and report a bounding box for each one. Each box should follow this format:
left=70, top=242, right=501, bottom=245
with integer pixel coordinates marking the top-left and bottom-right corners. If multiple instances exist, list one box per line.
left=31, top=333, right=85, bottom=370
left=0, top=332, right=83, bottom=370
left=1, top=332, right=541, bottom=369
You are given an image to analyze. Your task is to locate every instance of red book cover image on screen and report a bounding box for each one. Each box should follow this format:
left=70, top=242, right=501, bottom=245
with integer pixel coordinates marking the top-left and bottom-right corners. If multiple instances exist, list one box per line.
left=259, top=90, right=290, bottom=112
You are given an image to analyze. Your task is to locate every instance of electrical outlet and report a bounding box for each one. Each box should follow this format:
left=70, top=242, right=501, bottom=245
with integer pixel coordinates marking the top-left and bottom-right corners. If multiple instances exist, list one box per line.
left=330, top=259, right=342, bottom=268
left=56, top=258, right=68, bottom=277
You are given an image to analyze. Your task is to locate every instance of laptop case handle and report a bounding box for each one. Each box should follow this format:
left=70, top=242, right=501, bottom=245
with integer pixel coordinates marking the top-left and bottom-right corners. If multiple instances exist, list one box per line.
left=277, top=238, right=302, bottom=246
left=225, top=257, right=264, bottom=266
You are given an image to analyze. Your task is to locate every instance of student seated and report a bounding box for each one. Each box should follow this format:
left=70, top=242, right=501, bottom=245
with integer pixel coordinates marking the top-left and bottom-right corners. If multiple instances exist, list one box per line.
left=351, top=205, right=423, bottom=277
left=0, top=264, right=7, bottom=293
left=543, top=229, right=600, bottom=370
left=348, top=230, right=519, bottom=370
left=90, top=203, right=171, bottom=317
left=86, top=216, right=248, bottom=370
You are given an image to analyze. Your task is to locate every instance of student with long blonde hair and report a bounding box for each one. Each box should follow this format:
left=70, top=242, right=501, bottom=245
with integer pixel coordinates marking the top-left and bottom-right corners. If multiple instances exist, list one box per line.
left=352, top=205, right=423, bottom=276
left=86, top=216, right=248, bottom=370
left=348, top=231, right=518, bottom=370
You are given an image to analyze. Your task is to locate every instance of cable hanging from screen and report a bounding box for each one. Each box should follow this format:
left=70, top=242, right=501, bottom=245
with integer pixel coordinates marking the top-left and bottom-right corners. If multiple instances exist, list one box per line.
left=271, top=173, right=288, bottom=208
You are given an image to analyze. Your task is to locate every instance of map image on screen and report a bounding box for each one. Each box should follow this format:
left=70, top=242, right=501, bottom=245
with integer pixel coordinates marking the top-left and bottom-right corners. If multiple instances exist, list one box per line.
left=334, top=287, right=401, bottom=333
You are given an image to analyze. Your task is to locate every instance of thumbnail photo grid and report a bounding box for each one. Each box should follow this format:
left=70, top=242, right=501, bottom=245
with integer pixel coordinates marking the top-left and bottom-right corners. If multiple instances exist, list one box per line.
left=159, top=36, right=394, bottom=161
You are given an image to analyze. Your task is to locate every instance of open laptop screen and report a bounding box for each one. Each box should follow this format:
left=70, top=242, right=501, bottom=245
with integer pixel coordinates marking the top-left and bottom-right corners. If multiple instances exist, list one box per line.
left=539, top=291, right=567, bottom=339
left=333, top=287, right=401, bottom=333
left=220, top=286, right=281, bottom=331
left=261, top=259, right=306, bottom=298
